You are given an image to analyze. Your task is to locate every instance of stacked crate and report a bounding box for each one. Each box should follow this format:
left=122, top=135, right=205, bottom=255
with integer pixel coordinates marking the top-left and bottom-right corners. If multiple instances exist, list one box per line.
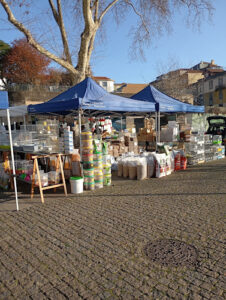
left=185, top=131, right=205, bottom=165
left=204, top=134, right=214, bottom=162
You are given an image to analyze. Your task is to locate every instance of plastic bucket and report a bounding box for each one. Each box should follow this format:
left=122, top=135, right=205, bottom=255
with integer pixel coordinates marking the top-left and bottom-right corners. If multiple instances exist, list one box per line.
left=82, top=140, right=93, bottom=148
left=81, top=131, right=92, bottom=140
left=70, top=177, right=83, bottom=194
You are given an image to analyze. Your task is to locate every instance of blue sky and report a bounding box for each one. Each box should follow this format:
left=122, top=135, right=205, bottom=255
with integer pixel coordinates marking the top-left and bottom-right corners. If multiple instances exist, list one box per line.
left=0, top=0, right=225, bottom=84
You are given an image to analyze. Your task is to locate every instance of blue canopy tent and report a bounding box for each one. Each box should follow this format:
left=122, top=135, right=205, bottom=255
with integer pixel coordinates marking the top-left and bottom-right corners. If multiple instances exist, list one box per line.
left=28, top=77, right=156, bottom=165
left=130, top=84, right=204, bottom=113
left=0, top=91, right=19, bottom=211
left=131, top=84, right=205, bottom=146
left=28, top=77, right=156, bottom=115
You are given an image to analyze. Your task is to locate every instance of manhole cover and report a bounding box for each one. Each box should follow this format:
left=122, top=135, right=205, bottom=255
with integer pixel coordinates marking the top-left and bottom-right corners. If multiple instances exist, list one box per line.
left=144, top=239, right=198, bottom=267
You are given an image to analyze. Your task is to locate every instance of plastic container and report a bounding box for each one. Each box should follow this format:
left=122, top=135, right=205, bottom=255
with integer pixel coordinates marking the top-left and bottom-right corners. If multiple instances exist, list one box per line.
left=82, top=140, right=93, bottom=148
left=83, top=168, right=94, bottom=177
left=93, top=160, right=103, bottom=169
left=104, top=174, right=111, bottom=186
left=70, top=176, right=83, bottom=194
left=95, top=179, right=103, bottom=189
left=83, top=161, right=94, bottom=169
left=94, top=152, right=102, bottom=161
left=81, top=131, right=92, bottom=140
left=84, top=181, right=95, bottom=190
left=103, top=166, right=111, bottom=175
left=82, top=149, right=93, bottom=162
left=94, top=174, right=103, bottom=181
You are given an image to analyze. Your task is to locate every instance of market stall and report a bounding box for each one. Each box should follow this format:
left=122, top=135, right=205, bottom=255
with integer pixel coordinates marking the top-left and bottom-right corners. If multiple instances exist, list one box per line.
left=27, top=77, right=157, bottom=193
left=131, top=84, right=204, bottom=145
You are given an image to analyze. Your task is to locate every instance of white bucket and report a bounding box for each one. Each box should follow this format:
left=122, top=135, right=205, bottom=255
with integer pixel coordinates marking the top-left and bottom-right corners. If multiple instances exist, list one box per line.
left=70, top=177, right=84, bottom=194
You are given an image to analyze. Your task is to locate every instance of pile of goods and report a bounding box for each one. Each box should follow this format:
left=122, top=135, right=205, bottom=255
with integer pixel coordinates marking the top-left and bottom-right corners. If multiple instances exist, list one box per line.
left=116, top=148, right=185, bottom=180
left=81, top=131, right=112, bottom=190
left=89, top=117, right=112, bottom=134
left=184, top=131, right=205, bottom=165
left=204, top=134, right=225, bottom=161
left=137, top=118, right=156, bottom=148
left=82, top=131, right=95, bottom=191
left=108, top=131, right=138, bottom=157
left=160, top=121, right=179, bottom=142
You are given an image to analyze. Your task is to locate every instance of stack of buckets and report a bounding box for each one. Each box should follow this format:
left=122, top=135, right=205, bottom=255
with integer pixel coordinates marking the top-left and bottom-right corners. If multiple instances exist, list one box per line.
left=102, top=142, right=111, bottom=186
left=81, top=131, right=95, bottom=190
left=93, top=142, right=103, bottom=189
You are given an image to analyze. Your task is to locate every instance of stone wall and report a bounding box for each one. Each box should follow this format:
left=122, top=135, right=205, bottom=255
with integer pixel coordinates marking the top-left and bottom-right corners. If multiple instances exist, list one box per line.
left=8, top=87, right=69, bottom=106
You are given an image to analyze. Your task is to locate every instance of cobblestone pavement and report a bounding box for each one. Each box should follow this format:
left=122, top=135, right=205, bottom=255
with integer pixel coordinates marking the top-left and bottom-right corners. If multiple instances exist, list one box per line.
left=0, top=159, right=226, bottom=299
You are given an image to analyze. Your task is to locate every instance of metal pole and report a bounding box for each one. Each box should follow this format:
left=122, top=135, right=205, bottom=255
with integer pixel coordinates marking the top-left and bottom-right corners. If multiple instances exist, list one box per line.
left=120, top=115, right=123, bottom=131
left=78, top=109, right=83, bottom=176
left=155, top=111, right=158, bottom=151
left=7, top=109, right=19, bottom=211
left=158, top=111, right=161, bottom=144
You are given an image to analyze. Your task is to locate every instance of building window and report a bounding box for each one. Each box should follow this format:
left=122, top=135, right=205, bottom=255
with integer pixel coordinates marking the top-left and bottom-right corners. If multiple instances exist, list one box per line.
left=209, top=80, right=213, bottom=90
left=219, top=90, right=223, bottom=106
left=209, top=93, right=213, bottom=106
left=218, top=77, right=223, bottom=86
left=102, top=81, right=107, bottom=87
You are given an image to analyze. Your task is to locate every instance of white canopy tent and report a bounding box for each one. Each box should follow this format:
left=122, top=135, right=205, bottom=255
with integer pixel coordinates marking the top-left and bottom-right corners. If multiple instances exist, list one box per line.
left=0, top=105, right=28, bottom=118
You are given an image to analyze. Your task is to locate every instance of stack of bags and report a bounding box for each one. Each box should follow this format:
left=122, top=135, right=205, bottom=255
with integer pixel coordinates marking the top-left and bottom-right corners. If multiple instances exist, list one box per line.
left=82, top=131, right=95, bottom=190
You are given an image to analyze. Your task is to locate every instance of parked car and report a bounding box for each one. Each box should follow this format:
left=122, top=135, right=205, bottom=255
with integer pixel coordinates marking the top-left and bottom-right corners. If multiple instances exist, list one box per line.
left=206, top=116, right=226, bottom=145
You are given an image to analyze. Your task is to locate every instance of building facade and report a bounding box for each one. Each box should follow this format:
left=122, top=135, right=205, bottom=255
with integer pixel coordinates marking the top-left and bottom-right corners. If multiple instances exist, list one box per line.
left=93, top=76, right=115, bottom=93
left=195, top=72, right=226, bottom=107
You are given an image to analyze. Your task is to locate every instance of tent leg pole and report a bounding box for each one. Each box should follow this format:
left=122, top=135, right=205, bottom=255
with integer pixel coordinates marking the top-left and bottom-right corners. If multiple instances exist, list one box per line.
left=120, top=115, right=123, bottom=131
left=7, top=109, right=19, bottom=211
left=158, top=111, right=161, bottom=144
left=78, top=110, right=83, bottom=177
left=155, top=112, right=158, bottom=152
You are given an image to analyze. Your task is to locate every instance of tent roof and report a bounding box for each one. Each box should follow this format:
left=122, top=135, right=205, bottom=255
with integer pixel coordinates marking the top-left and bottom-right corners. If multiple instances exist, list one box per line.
left=0, top=91, right=9, bottom=110
left=28, top=77, right=156, bottom=115
left=131, top=84, right=204, bottom=113
left=0, top=105, right=28, bottom=117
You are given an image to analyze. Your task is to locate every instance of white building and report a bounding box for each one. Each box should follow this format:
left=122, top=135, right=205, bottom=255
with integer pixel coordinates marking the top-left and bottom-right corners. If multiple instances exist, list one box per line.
left=93, top=76, right=115, bottom=93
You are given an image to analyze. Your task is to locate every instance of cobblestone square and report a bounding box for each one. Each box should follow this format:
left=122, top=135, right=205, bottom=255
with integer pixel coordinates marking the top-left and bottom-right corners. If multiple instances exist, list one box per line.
left=0, top=159, right=225, bottom=299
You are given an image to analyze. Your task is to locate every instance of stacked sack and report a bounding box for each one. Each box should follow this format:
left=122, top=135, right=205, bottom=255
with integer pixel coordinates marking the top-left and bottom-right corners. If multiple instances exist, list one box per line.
left=93, top=139, right=103, bottom=189
left=81, top=131, right=95, bottom=190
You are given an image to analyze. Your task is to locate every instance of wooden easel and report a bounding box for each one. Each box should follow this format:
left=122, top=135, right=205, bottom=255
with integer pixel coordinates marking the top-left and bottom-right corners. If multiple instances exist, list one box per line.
left=31, top=153, right=67, bottom=203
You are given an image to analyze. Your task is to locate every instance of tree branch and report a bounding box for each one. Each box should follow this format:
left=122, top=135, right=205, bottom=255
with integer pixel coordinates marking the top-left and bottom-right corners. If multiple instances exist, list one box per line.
left=125, top=0, right=149, bottom=34
left=0, top=0, right=77, bottom=75
left=48, top=0, right=72, bottom=64
left=98, top=0, right=119, bottom=23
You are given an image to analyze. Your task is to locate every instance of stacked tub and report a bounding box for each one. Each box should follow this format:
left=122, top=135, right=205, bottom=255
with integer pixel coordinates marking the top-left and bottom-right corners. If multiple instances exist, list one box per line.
left=81, top=132, right=94, bottom=190
left=93, top=149, right=103, bottom=189
left=103, top=145, right=111, bottom=186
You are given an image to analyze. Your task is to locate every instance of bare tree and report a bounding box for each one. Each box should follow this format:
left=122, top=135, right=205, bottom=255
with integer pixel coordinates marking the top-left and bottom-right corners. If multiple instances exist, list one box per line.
left=0, top=0, right=213, bottom=84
